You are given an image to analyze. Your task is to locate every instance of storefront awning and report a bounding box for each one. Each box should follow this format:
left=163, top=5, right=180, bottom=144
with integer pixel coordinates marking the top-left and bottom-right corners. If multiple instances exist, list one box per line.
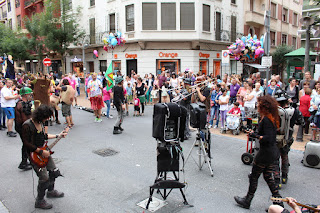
left=245, top=63, right=268, bottom=71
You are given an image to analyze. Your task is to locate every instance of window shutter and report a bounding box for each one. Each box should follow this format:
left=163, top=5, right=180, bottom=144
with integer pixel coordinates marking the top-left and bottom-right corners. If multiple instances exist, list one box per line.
left=161, top=3, right=176, bottom=30
left=231, top=16, right=236, bottom=41
left=203, top=4, right=210, bottom=32
left=180, top=3, right=195, bottom=30
left=142, top=3, right=157, bottom=30
left=215, top=12, right=221, bottom=40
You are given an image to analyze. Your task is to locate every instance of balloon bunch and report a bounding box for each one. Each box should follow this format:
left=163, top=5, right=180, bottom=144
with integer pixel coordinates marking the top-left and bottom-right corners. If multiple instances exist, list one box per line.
left=102, top=32, right=126, bottom=52
left=228, top=34, right=265, bottom=62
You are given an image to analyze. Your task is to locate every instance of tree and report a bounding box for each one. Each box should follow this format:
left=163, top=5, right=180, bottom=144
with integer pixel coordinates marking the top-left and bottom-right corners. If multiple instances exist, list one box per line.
left=0, top=23, right=29, bottom=60
left=271, top=45, right=294, bottom=75
left=41, top=0, right=84, bottom=75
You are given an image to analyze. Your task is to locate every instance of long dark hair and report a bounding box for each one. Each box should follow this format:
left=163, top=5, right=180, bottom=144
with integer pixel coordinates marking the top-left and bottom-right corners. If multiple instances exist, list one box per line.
left=257, top=95, right=279, bottom=128
left=32, top=105, right=53, bottom=123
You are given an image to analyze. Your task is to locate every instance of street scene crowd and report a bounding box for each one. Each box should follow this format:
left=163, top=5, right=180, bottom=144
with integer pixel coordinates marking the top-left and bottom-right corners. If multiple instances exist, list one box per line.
left=1, top=60, right=320, bottom=212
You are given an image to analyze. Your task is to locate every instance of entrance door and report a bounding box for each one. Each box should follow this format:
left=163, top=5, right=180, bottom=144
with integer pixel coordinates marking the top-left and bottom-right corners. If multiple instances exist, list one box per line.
left=126, top=59, right=137, bottom=76
left=88, top=62, right=94, bottom=73
left=199, top=60, right=208, bottom=75
left=213, top=61, right=221, bottom=77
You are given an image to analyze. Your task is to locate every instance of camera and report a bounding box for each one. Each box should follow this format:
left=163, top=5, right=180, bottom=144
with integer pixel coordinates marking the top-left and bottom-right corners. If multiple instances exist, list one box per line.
left=190, top=102, right=207, bottom=129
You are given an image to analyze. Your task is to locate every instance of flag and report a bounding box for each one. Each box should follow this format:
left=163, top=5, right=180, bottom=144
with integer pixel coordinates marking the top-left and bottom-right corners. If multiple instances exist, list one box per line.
left=105, top=62, right=114, bottom=91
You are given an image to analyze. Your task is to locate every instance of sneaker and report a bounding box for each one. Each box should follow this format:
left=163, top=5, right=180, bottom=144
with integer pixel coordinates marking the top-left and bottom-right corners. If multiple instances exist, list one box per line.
left=18, top=162, right=32, bottom=170
left=56, top=120, right=61, bottom=125
left=97, top=118, right=102, bottom=123
left=208, top=125, right=212, bottom=129
left=35, top=199, right=53, bottom=209
left=47, top=190, right=64, bottom=198
left=7, top=131, right=17, bottom=137
left=213, top=125, right=218, bottom=129
left=109, top=115, right=113, bottom=119
left=94, top=118, right=98, bottom=122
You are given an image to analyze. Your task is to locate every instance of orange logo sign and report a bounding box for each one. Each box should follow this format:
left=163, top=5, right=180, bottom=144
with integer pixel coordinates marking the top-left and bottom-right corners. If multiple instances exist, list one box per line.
left=159, top=52, right=178, bottom=58
left=199, top=52, right=210, bottom=58
left=125, top=53, right=137, bottom=59
left=114, top=54, right=118, bottom=59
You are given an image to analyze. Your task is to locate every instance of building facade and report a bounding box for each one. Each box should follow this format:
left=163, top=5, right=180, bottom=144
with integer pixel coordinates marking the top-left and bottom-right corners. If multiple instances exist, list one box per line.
left=66, top=0, right=244, bottom=78
left=0, top=0, right=16, bottom=29
left=244, top=0, right=302, bottom=51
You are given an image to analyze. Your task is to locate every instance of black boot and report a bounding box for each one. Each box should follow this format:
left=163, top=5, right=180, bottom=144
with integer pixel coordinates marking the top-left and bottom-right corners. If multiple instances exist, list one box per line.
left=275, top=178, right=282, bottom=190
left=18, top=161, right=32, bottom=170
left=282, top=175, right=288, bottom=184
left=113, top=127, right=122, bottom=134
left=234, top=194, right=254, bottom=209
left=119, top=124, right=124, bottom=131
left=35, top=199, right=53, bottom=209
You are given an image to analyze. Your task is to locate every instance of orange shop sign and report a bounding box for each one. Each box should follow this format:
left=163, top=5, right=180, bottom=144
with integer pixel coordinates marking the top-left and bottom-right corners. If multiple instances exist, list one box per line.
left=159, top=52, right=178, bottom=58
left=125, top=53, right=137, bottom=59
left=199, top=52, right=210, bottom=58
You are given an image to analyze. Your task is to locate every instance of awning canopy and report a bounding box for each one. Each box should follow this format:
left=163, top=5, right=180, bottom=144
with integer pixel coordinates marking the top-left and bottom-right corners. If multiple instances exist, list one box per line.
left=284, top=47, right=318, bottom=57
left=245, top=63, right=268, bottom=71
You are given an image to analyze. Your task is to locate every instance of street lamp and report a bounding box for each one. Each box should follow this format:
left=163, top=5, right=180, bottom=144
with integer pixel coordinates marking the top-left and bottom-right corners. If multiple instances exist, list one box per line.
left=82, top=35, right=90, bottom=74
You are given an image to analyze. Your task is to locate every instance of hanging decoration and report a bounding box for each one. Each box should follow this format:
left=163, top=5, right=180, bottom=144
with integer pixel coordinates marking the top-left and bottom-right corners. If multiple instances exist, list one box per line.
left=102, top=32, right=126, bottom=52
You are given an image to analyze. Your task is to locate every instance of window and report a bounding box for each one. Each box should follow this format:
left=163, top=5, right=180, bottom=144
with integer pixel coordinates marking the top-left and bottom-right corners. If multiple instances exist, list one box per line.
left=100, top=60, right=108, bottom=72
left=161, top=3, right=176, bottom=30
left=8, top=19, right=12, bottom=29
left=231, top=16, right=236, bottom=42
left=109, top=13, right=115, bottom=33
left=271, top=31, right=276, bottom=46
left=293, top=13, right=298, bottom=26
left=231, top=0, right=236, bottom=4
left=126, top=4, right=134, bottom=32
left=282, top=8, right=288, bottom=22
left=142, top=3, right=157, bottom=30
left=250, top=0, right=254, bottom=11
left=180, top=3, right=195, bottom=30
left=215, top=12, right=221, bottom=40
left=15, top=0, right=20, bottom=8
left=8, top=0, right=11, bottom=12
left=89, top=18, right=95, bottom=44
left=282, top=34, right=287, bottom=45
left=90, top=0, right=95, bottom=7
left=203, top=4, right=210, bottom=32
left=271, top=3, right=277, bottom=19
left=17, top=15, right=21, bottom=28
left=292, top=37, right=297, bottom=49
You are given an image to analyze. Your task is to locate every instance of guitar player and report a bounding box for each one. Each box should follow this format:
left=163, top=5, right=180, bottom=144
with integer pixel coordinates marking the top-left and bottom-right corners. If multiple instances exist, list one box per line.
left=21, top=105, right=68, bottom=210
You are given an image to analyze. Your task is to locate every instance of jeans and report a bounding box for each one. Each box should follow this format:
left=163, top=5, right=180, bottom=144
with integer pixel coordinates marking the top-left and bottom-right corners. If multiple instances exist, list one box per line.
left=220, top=110, right=227, bottom=127
left=115, top=108, right=123, bottom=127
left=104, top=100, right=111, bottom=117
left=0, top=105, right=6, bottom=126
left=77, top=86, right=80, bottom=96
left=209, top=105, right=219, bottom=126
left=85, top=86, right=88, bottom=98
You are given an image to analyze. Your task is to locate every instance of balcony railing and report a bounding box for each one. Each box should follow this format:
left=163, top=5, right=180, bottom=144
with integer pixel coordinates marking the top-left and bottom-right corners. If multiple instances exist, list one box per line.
left=24, top=0, right=35, bottom=8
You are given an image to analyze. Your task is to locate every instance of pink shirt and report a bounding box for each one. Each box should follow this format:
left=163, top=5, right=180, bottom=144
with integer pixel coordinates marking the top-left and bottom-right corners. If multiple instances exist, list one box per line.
left=103, top=88, right=112, bottom=101
left=134, top=98, right=140, bottom=106
left=70, top=79, right=76, bottom=89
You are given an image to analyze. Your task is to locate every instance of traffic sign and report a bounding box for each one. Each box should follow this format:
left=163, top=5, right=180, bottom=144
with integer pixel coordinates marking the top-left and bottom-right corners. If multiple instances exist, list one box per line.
left=221, top=50, right=230, bottom=64
left=261, top=56, right=272, bottom=67
left=43, top=58, right=52, bottom=67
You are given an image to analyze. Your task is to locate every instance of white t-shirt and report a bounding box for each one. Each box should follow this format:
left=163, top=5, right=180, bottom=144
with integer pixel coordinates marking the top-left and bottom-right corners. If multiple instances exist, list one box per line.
left=170, top=78, right=180, bottom=88
left=1, top=86, right=16, bottom=107
left=88, top=80, right=102, bottom=97
left=219, top=95, right=229, bottom=111
left=244, top=91, right=257, bottom=108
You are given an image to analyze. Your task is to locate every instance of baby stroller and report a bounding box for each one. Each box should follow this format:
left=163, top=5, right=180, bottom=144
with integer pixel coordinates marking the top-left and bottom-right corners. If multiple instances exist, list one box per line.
left=225, top=114, right=241, bottom=135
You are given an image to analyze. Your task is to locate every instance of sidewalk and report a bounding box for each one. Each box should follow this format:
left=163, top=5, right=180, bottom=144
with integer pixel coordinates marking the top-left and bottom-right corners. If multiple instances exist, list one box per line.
left=0, top=202, right=9, bottom=213
left=76, top=86, right=307, bottom=151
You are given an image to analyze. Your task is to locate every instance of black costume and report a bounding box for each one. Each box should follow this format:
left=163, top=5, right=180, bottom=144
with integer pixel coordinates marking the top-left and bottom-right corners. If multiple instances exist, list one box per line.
left=5, top=59, right=15, bottom=80
left=113, top=85, right=125, bottom=133
left=235, top=117, right=281, bottom=209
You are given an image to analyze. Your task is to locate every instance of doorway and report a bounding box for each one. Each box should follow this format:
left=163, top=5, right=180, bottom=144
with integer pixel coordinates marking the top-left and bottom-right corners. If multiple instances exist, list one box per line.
left=199, top=60, right=209, bottom=75
left=213, top=61, right=221, bottom=77
left=88, top=62, right=94, bottom=73
left=126, top=59, right=137, bottom=76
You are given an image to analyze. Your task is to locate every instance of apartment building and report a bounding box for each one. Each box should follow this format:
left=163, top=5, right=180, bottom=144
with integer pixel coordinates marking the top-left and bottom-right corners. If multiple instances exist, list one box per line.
left=66, top=0, right=244, bottom=77
left=244, top=0, right=302, bottom=51
left=0, top=0, right=16, bottom=29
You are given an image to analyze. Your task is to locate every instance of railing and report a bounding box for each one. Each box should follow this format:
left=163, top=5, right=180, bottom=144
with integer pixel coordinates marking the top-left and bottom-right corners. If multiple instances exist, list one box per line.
left=24, top=0, right=35, bottom=8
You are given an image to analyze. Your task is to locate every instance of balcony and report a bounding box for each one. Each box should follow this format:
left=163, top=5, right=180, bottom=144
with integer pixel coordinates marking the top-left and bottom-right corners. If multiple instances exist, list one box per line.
left=245, top=10, right=265, bottom=26
left=216, top=30, right=243, bottom=42
left=24, top=0, right=42, bottom=9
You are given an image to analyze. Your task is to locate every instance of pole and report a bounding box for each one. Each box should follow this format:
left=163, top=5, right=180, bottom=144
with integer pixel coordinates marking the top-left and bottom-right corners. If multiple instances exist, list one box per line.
left=82, top=46, right=86, bottom=74
left=265, top=9, right=271, bottom=82
left=304, top=25, right=311, bottom=73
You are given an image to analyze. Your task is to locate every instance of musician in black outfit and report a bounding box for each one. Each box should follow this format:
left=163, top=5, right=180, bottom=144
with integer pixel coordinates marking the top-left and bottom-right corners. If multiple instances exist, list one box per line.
left=234, top=95, right=282, bottom=209
left=21, top=105, right=67, bottom=209
left=113, top=76, right=125, bottom=134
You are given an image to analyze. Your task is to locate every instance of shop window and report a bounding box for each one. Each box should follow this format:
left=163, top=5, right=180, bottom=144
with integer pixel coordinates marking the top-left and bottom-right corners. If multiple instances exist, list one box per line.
left=89, top=18, right=95, bottom=44
left=203, top=4, right=210, bottom=32
left=157, top=59, right=180, bottom=75
left=161, top=3, right=176, bottom=30
left=142, top=3, right=157, bottom=30
left=112, top=61, right=121, bottom=73
left=180, top=3, right=195, bottom=30
left=215, top=12, right=221, bottom=40
left=126, top=4, right=134, bottom=32
left=109, top=13, right=115, bottom=33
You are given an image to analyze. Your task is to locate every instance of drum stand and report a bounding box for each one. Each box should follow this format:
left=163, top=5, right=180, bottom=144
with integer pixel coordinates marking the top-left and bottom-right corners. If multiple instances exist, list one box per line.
left=185, top=128, right=214, bottom=177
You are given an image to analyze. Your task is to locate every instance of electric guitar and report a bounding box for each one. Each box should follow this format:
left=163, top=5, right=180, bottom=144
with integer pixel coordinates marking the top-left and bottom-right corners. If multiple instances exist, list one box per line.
left=30, top=127, right=69, bottom=168
left=271, top=197, right=320, bottom=212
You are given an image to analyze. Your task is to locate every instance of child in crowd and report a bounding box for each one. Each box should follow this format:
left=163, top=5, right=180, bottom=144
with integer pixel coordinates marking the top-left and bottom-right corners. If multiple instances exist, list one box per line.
left=126, top=82, right=133, bottom=104
left=219, top=88, right=230, bottom=130
left=299, top=88, right=312, bottom=135
left=151, top=85, right=159, bottom=104
left=103, top=86, right=113, bottom=119
left=133, top=94, right=140, bottom=116
left=228, top=102, right=241, bottom=116
left=161, top=82, right=169, bottom=103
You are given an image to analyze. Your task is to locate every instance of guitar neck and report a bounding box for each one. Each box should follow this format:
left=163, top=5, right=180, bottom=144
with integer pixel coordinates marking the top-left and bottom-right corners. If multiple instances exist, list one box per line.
left=48, top=136, right=63, bottom=150
left=271, top=198, right=320, bottom=212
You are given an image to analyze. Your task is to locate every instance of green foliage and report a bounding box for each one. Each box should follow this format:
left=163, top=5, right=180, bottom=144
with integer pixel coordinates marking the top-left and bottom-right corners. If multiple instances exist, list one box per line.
left=271, top=45, right=294, bottom=73
left=0, top=24, right=29, bottom=60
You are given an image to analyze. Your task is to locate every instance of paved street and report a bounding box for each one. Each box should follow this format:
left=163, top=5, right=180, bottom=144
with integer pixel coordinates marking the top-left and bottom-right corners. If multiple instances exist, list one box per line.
left=0, top=105, right=319, bottom=213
